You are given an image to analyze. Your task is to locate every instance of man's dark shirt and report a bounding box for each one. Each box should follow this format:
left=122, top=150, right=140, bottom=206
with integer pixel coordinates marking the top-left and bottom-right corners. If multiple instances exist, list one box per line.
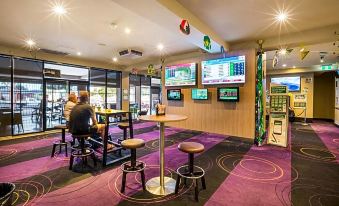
left=69, top=102, right=94, bottom=134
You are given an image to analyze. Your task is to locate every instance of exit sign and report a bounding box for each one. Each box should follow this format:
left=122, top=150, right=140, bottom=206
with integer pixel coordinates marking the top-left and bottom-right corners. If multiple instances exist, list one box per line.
left=321, top=65, right=332, bottom=70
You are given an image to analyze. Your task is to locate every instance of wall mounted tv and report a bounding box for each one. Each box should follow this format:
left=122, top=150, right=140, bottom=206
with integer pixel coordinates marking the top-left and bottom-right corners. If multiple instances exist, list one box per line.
left=271, top=76, right=301, bottom=92
left=167, top=89, right=182, bottom=101
left=217, top=87, right=239, bottom=102
left=165, top=63, right=196, bottom=87
left=192, top=88, right=208, bottom=100
left=201, top=55, right=245, bottom=85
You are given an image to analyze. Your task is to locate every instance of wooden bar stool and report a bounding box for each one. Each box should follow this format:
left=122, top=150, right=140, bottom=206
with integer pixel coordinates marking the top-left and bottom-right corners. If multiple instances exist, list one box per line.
left=117, top=122, right=130, bottom=144
left=69, top=134, right=97, bottom=170
left=120, top=138, right=146, bottom=193
left=175, top=142, right=206, bottom=202
left=51, top=124, right=68, bottom=157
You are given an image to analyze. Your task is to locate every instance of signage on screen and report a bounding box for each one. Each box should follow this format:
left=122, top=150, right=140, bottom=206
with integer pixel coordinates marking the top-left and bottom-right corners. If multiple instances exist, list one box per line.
left=165, top=63, right=196, bottom=87
left=201, top=55, right=245, bottom=85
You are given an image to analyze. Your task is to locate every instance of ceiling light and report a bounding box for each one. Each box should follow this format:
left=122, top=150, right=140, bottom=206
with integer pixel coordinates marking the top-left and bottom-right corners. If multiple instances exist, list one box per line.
left=282, top=64, right=287, bottom=67
left=320, top=57, right=324, bottom=63
left=124, top=27, right=131, bottom=34
left=25, top=39, right=36, bottom=47
left=157, top=44, right=164, bottom=51
left=293, top=66, right=296, bottom=68
left=276, top=12, right=288, bottom=22
left=76, top=52, right=81, bottom=56
left=52, top=4, right=67, bottom=15
left=300, top=48, right=305, bottom=52
left=113, top=57, right=118, bottom=62
left=279, top=48, right=287, bottom=55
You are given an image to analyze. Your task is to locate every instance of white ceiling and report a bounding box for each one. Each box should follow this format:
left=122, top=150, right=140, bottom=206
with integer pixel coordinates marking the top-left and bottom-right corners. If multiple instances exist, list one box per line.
left=0, top=0, right=196, bottom=66
left=177, top=0, right=339, bottom=43
left=0, top=0, right=338, bottom=69
left=266, top=42, right=339, bottom=70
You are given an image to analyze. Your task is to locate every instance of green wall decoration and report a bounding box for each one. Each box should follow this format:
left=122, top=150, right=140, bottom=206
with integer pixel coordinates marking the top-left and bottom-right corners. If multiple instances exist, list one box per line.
left=255, top=52, right=265, bottom=146
left=203, top=35, right=211, bottom=50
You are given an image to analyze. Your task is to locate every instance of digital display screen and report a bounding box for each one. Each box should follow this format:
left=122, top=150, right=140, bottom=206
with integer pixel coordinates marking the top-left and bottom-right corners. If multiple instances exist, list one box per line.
left=202, top=56, right=245, bottom=85
left=218, top=87, right=239, bottom=102
left=167, top=89, right=181, bottom=101
left=271, top=76, right=300, bottom=92
left=165, top=63, right=196, bottom=86
left=192, top=89, right=208, bottom=100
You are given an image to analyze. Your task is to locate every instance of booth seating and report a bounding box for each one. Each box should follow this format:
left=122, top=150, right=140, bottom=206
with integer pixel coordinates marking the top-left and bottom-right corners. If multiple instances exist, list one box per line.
left=51, top=124, right=68, bottom=157
left=120, top=138, right=146, bottom=193
left=175, top=142, right=206, bottom=202
left=69, top=134, right=97, bottom=170
left=117, top=122, right=130, bottom=144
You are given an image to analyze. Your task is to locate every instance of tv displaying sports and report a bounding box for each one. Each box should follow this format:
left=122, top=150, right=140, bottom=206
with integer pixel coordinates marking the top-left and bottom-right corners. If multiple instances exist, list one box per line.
left=271, top=76, right=301, bottom=92
left=167, top=89, right=181, bottom=101
left=217, top=87, right=239, bottom=102
left=202, top=55, right=245, bottom=85
left=192, top=89, right=208, bottom=100
left=165, top=63, right=196, bottom=87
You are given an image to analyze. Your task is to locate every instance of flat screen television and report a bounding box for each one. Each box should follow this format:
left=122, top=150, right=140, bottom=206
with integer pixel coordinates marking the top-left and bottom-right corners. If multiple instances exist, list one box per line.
left=217, top=87, right=239, bottom=102
left=165, top=63, right=196, bottom=87
left=167, top=89, right=181, bottom=101
left=201, top=55, right=245, bottom=85
left=271, top=76, right=301, bottom=92
left=192, top=88, right=208, bottom=100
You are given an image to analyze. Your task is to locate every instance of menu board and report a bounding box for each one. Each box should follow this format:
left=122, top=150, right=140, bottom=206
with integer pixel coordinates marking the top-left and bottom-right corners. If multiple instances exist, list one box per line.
left=202, top=56, right=245, bottom=85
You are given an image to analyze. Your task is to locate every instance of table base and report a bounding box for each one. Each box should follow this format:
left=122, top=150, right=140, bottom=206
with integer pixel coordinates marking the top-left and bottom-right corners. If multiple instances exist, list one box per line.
left=146, top=176, right=176, bottom=195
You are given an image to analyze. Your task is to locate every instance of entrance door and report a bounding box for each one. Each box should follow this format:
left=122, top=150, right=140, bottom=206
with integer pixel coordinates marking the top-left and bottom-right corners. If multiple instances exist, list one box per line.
left=45, top=80, right=68, bottom=129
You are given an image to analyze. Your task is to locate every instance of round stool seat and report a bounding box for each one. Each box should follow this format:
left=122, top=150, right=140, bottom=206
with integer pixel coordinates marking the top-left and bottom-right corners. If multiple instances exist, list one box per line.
left=118, top=122, right=129, bottom=129
left=54, top=124, right=67, bottom=129
left=178, top=142, right=204, bottom=154
left=72, top=134, right=91, bottom=139
left=121, top=138, right=145, bottom=149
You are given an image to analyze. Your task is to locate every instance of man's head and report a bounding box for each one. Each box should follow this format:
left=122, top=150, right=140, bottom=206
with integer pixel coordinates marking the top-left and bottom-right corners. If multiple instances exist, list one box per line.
left=79, top=91, right=89, bottom=103
left=68, top=92, right=77, bottom=103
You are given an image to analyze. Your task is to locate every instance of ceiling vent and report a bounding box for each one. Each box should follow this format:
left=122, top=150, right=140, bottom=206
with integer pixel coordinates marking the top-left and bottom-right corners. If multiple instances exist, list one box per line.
left=40, top=48, right=70, bottom=56
left=119, top=49, right=142, bottom=58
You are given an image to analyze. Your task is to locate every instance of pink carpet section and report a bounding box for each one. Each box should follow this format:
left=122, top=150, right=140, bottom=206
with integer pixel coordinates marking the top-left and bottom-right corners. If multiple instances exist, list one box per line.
left=29, top=133, right=226, bottom=206
left=0, top=127, right=181, bottom=183
left=310, top=122, right=339, bottom=163
left=205, top=129, right=292, bottom=206
left=0, top=122, right=156, bottom=154
left=0, top=156, right=69, bottom=182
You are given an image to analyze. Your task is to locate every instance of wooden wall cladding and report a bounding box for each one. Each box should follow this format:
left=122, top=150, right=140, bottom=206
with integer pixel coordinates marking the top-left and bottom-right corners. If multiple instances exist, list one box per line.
left=162, top=49, right=256, bottom=139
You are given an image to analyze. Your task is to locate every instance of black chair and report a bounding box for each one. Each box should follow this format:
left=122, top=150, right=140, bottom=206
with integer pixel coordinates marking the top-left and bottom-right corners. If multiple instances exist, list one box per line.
left=120, top=139, right=146, bottom=193
left=0, top=182, right=15, bottom=206
left=51, top=124, right=68, bottom=157
left=175, top=142, right=206, bottom=202
left=69, top=134, right=97, bottom=170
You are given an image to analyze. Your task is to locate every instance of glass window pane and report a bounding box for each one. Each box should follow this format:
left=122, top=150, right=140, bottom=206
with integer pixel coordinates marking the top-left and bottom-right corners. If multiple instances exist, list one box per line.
left=44, top=63, right=89, bottom=81
left=90, top=69, right=106, bottom=108
left=13, top=58, right=43, bottom=134
left=46, top=81, right=68, bottom=129
left=0, top=56, right=12, bottom=136
left=107, top=71, right=121, bottom=109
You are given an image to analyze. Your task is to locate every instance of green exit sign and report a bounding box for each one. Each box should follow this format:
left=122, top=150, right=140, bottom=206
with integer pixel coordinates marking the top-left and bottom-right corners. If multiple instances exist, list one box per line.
left=321, top=65, right=332, bottom=70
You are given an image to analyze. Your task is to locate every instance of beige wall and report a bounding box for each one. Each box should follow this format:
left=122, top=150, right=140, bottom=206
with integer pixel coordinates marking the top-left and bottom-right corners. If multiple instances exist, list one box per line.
left=162, top=49, right=256, bottom=139
left=313, top=72, right=335, bottom=120
left=267, top=73, right=314, bottom=119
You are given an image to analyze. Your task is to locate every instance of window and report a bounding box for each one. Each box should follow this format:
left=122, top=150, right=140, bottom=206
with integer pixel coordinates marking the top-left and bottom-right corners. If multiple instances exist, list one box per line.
left=107, top=71, right=121, bottom=109
left=0, top=56, right=12, bottom=136
left=13, top=58, right=43, bottom=134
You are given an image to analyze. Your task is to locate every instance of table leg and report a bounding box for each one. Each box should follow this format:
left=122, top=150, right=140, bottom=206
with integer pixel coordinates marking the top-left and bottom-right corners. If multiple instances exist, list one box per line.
left=102, top=115, right=109, bottom=167
left=145, top=122, right=176, bottom=195
left=128, top=112, right=133, bottom=138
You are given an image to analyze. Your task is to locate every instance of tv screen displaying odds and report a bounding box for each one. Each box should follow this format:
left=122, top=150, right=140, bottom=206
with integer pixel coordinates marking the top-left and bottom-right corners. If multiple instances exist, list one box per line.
left=167, top=89, right=181, bottom=100
left=218, top=87, right=239, bottom=102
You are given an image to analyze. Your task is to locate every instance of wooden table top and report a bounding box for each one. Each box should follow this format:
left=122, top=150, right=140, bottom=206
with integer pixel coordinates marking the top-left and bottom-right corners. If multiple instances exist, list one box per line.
left=139, top=114, right=188, bottom=123
left=95, top=109, right=129, bottom=115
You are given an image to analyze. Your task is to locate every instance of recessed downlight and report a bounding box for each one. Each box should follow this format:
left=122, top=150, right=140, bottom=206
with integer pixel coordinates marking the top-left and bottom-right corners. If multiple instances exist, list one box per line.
left=25, top=39, right=36, bottom=47
left=76, top=52, right=82, bottom=56
left=112, top=57, right=118, bottom=62
left=124, top=27, right=131, bottom=34
left=276, top=12, right=288, bottom=22
left=157, top=43, right=164, bottom=51
left=52, top=2, right=67, bottom=16
left=293, top=66, right=296, bottom=68
left=282, top=64, right=287, bottom=67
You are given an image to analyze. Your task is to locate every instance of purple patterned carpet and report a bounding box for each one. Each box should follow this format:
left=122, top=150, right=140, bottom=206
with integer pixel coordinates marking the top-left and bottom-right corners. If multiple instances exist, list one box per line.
left=0, top=121, right=338, bottom=206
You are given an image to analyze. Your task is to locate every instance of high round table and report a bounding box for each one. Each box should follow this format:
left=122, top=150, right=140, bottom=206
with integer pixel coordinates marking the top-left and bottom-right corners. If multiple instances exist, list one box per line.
left=139, top=114, right=188, bottom=195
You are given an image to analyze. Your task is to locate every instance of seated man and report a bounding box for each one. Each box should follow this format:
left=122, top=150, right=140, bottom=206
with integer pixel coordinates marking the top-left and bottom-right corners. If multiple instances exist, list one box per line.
left=69, top=91, right=112, bottom=149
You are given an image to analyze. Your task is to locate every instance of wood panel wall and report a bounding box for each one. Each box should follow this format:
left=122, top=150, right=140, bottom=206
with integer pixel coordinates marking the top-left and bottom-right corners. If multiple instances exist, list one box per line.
left=162, top=49, right=256, bottom=139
